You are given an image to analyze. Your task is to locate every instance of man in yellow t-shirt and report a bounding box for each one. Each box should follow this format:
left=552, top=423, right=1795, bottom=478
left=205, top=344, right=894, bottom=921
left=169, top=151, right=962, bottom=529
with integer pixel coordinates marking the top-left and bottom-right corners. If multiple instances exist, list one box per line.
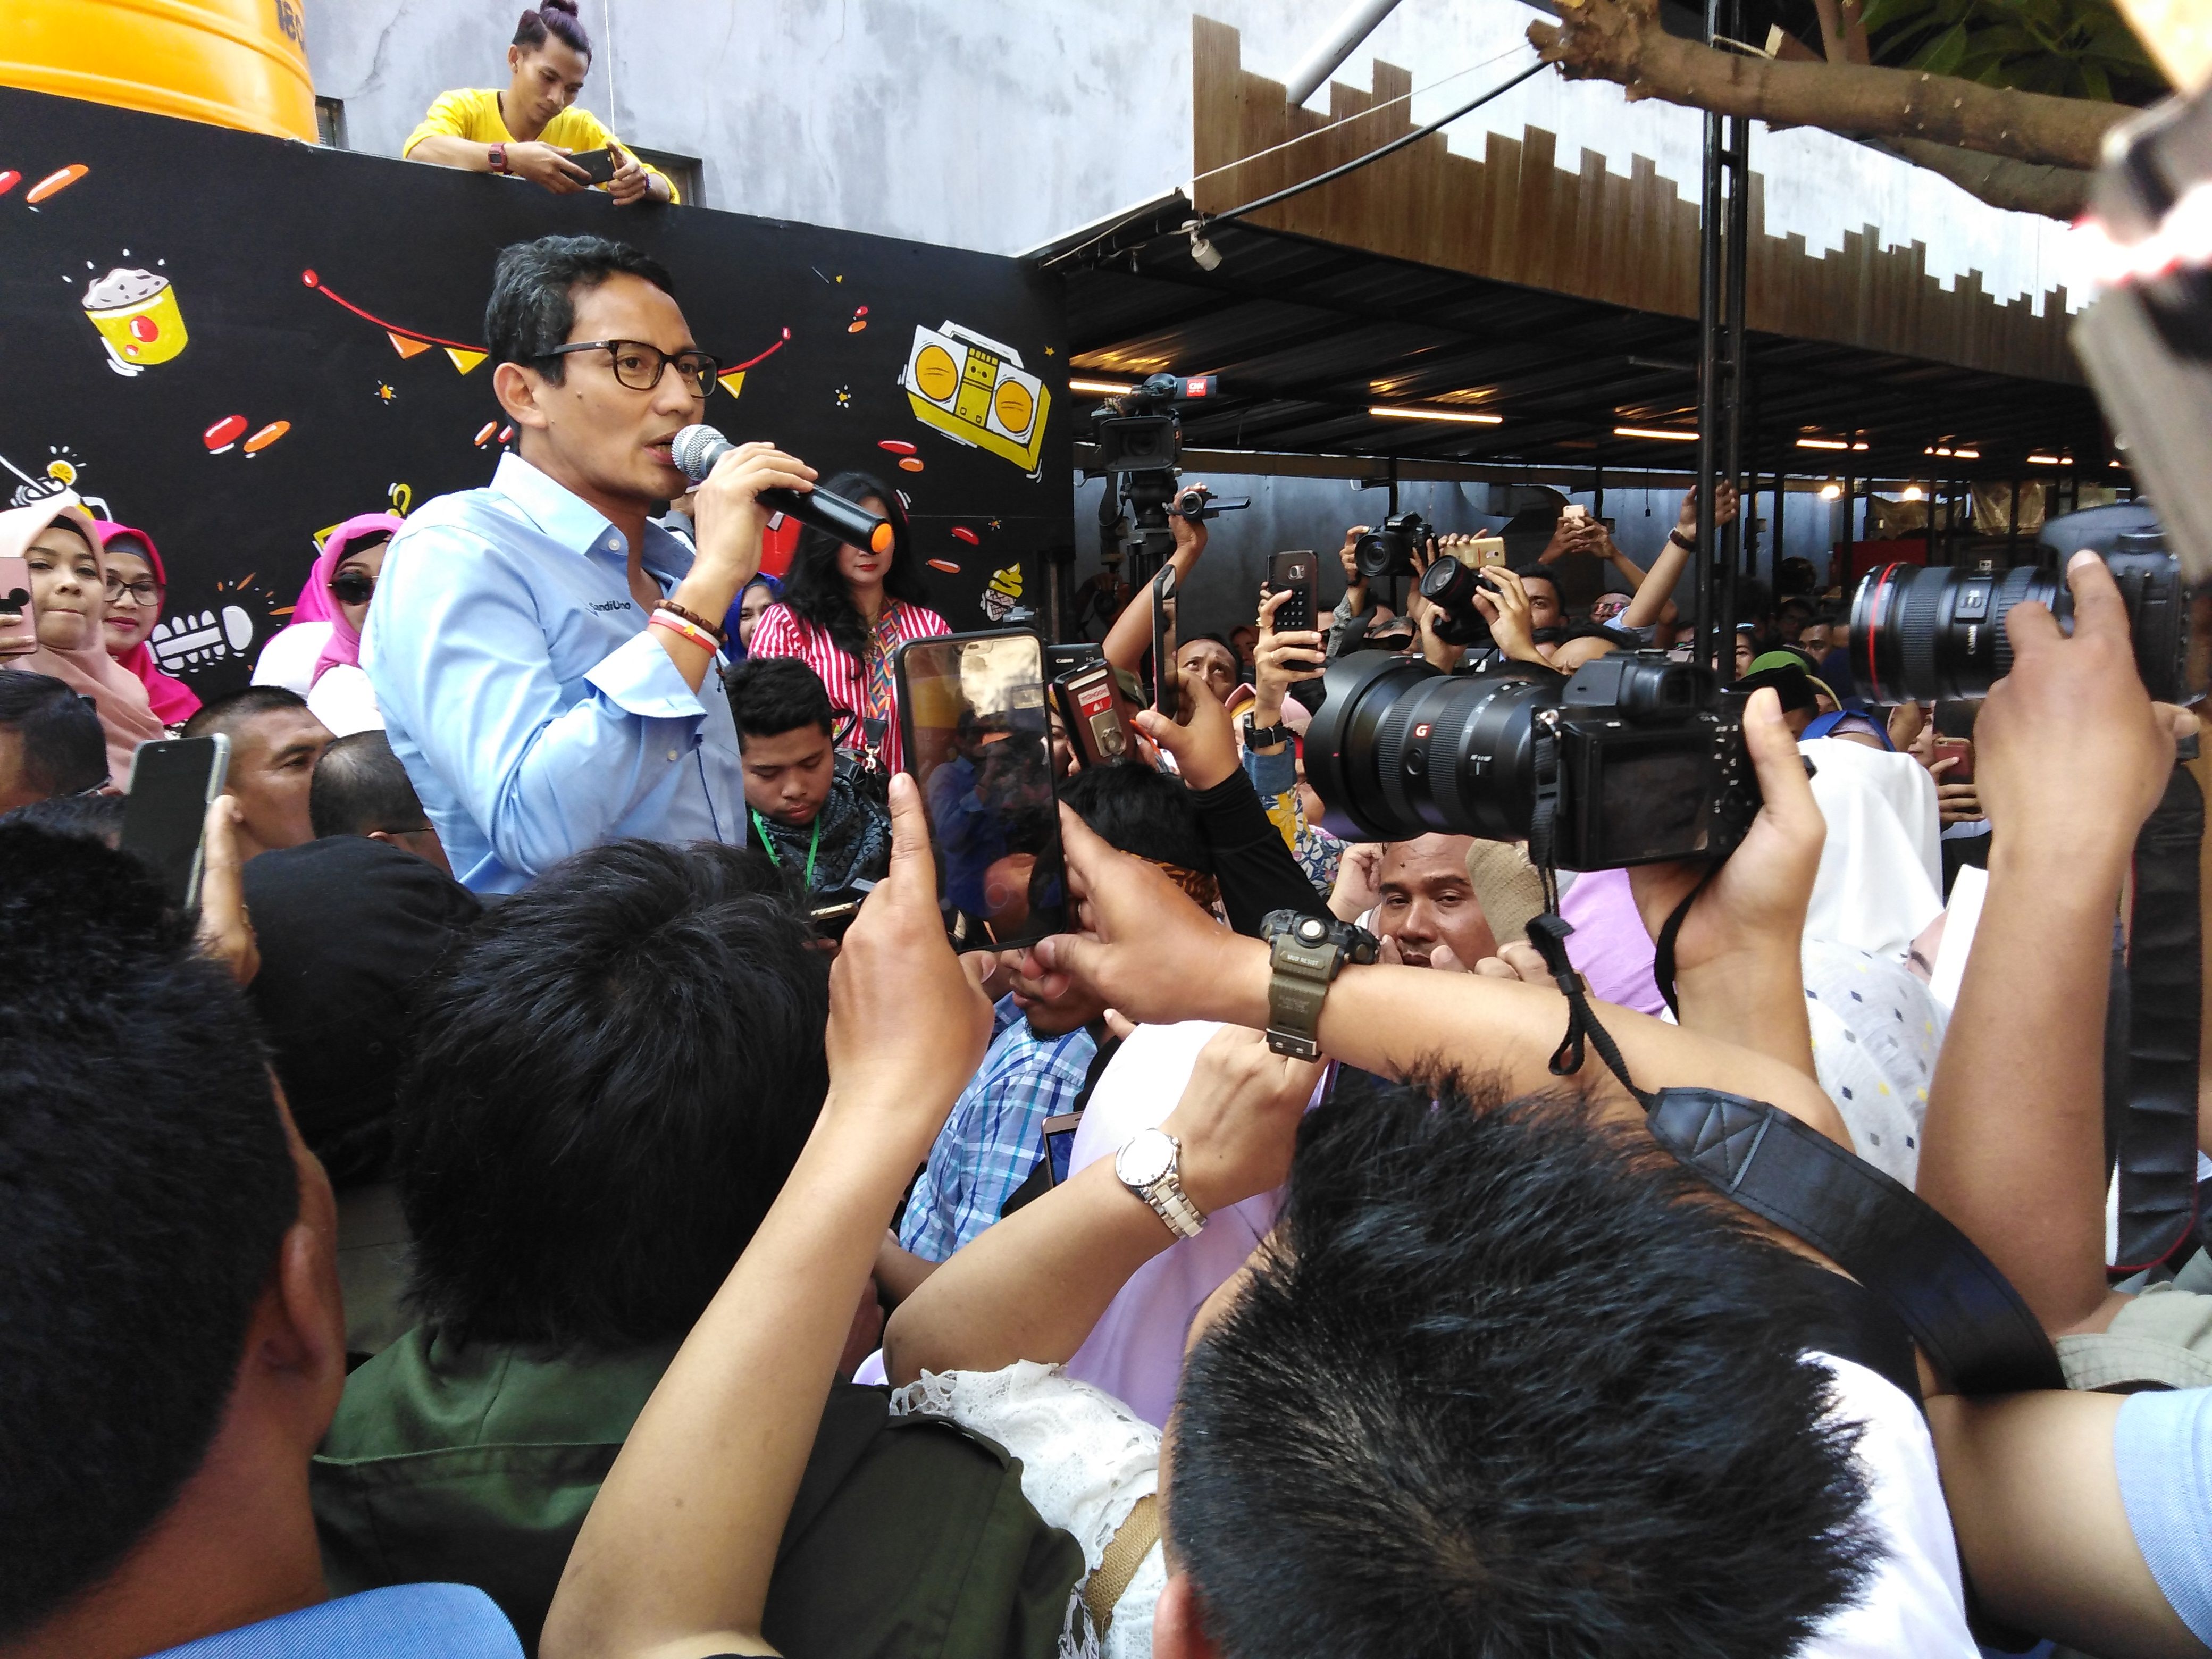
left=401, top=0, right=677, bottom=205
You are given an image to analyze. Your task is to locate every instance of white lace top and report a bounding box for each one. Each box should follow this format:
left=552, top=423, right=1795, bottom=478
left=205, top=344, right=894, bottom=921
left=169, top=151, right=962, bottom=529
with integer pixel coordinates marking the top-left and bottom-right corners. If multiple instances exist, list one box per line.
left=891, top=1360, right=1164, bottom=1659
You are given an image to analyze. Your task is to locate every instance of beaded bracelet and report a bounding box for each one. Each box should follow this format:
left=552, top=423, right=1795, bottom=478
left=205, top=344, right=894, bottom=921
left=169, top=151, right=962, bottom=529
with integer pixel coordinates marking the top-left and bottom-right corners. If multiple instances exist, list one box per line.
left=654, top=598, right=727, bottom=646
left=650, top=610, right=721, bottom=655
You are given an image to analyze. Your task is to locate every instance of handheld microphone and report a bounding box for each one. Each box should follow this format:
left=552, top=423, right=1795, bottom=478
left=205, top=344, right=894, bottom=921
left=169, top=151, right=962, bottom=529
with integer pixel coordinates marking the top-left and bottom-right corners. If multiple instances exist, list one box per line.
left=671, top=425, right=895, bottom=555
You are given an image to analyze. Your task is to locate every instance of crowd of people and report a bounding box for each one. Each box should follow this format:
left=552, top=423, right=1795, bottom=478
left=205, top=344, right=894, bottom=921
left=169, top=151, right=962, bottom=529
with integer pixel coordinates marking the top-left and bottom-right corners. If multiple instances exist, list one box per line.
left=7, top=211, right=2212, bottom=1659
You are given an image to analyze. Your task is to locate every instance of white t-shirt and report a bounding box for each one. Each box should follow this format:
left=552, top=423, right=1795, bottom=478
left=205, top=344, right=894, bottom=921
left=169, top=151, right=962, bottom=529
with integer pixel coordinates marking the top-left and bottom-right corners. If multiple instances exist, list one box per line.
left=250, top=620, right=333, bottom=697
left=1798, top=1353, right=1976, bottom=1657
left=305, top=661, right=384, bottom=737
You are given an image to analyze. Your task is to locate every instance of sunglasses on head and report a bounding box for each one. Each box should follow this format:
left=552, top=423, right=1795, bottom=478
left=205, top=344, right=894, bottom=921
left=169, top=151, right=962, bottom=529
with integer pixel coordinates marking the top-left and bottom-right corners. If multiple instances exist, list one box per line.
left=330, top=572, right=376, bottom=606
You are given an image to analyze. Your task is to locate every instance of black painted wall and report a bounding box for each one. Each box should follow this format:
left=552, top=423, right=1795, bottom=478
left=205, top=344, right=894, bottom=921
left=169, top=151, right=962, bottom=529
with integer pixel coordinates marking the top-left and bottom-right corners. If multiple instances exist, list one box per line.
left=0, top=85, right=1070, bottom=696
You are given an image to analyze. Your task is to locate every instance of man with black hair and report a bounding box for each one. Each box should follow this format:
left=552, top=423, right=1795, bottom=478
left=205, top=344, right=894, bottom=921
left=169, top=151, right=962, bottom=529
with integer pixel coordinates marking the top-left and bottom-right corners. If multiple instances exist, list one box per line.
left=182, top=684, right=334, bottom=859
left=364, top=233, right=822, bottom=894
left=725, top=654, right=888, bottom=901
left=1163, top=1078, right=1885, bottom=1659
left=0, top=824, right=522, bottom=1656
left=897, top=762, right=1212, bottom=1264
left=310, top=728, right=451, bottom=875
left=0, top=666, right=106, bottom=809
left=312, top=837, right=1076, bottom=1654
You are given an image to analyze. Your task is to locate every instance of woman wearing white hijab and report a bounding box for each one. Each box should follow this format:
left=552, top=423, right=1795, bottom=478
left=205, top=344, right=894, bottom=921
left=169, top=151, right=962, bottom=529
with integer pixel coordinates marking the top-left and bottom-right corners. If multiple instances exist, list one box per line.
left=1798, top=734, right=1949, bottom=1185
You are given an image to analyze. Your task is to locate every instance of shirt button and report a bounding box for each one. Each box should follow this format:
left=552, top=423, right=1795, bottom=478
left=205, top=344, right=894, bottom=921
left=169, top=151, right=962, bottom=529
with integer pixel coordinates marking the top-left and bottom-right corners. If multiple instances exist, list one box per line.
left=667, top=749, right=679, bottom=761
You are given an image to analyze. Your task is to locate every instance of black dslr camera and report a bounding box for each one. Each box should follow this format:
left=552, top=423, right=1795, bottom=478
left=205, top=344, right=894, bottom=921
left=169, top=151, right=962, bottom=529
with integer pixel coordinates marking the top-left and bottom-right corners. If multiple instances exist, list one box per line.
left=1087, top=372, right=1246, bottom=575
left=1303, top=649, right=1759, bottom=869
left=1352, top=510, right=1431, bottom=581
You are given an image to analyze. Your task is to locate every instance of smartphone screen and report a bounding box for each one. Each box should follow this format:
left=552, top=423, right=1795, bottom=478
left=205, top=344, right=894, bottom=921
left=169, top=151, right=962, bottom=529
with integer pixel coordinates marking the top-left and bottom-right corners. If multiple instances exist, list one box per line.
left=0, top=555, right=34, bottom=658
left=1042, top=1110, right=1084, bottom=1186
left=1150, top=565, right=1179, bottom=715
left=120, top=735, right=230, bottom=910
left=1266, top=550, right=1318, bottom=634
left=1054, top=660, right=1134, bottom=768
left=896, top=631, right=1068, bottom=949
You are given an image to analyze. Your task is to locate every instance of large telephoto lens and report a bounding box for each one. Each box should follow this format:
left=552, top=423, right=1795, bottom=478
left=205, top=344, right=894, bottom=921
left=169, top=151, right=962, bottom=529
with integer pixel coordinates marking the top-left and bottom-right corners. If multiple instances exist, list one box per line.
left=1302, top=651, right=1559, bottom=842
left=1851, top=532, right=2187, bottom=703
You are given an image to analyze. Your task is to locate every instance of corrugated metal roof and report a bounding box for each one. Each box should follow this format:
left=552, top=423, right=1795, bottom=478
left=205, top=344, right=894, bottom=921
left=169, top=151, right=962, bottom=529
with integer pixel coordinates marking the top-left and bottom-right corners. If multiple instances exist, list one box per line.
left=1038, top=200, right=2113, bottom=482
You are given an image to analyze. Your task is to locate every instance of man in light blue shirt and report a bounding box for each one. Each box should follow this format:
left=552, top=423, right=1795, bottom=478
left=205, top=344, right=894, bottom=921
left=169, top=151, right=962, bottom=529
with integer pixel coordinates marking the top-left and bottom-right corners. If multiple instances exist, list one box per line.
left=365, top=233, right=817, bottom=893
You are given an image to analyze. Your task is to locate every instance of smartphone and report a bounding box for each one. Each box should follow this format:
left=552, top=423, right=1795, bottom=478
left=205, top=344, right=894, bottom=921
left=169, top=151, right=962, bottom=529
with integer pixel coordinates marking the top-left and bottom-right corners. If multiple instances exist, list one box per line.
left=1266, top=550, right=1319, bottom=634
left=895, top=631, right=1068, bottom=949
left=1930, top=736, right=1974, bottom=786
left=1053, top=659, right=1136, bottom=769
left=1561, top=504, right=1588, bottom=524
left=1042, top=1110, right=1084, bottom=1187
left=567, top=146, right=621, bottom=186
left=0, top=555, right=34, bottom=658
left=1470, top=534, right=1507, bottom=569
left=121, top=735, right=230, bottom=911
left=1150, top=564, right=1180, bottom=715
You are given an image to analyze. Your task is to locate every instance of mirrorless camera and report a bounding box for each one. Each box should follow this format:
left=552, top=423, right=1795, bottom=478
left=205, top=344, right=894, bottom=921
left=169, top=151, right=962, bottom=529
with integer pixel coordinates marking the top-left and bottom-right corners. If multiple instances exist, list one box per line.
left=1302, top=650, right=1759, bottom=869
left=1849, top=527, right=2188, bottom=705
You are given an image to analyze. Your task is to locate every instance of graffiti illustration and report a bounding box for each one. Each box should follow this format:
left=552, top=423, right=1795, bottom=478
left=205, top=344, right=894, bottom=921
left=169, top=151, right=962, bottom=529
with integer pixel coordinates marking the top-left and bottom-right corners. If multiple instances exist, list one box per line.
left=901, top=321, right=1051, bottom=478
left=979, top=560, right=1024, bottom=623
left=83, top=264, right=187, bottom=375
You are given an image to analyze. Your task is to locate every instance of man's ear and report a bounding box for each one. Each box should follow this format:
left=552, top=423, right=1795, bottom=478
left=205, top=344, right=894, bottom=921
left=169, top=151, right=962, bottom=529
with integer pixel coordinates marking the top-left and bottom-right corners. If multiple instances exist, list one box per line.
left=1151, top=1572, right=1222, bottom=1659
left=494, top=361, right=552, bottom=431
left=260, top=1084, right=348, bottom=1443
left=506, top=43, right=523, bottom=76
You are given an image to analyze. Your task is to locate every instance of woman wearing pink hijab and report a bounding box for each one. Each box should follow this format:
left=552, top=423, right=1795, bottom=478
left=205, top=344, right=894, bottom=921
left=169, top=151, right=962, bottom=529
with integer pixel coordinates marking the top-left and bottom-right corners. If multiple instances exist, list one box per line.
left=93, top=518, right=202, bottom=726
left=251, top=515, right=404, bottom=725
left=302, top=513, right=403, bottom=736
left=1, top=498, right=166, bottom=787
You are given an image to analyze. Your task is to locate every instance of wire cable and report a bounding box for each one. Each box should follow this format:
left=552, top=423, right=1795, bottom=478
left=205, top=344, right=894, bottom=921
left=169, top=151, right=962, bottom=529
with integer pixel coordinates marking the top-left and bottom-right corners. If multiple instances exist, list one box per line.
left=1202, top=56, right=1545, bottom=231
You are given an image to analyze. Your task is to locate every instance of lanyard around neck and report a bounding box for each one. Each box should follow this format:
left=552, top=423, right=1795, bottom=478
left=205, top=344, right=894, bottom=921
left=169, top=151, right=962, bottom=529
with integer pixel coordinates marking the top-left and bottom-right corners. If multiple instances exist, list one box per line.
left=751, top=809, right=820, bottom=888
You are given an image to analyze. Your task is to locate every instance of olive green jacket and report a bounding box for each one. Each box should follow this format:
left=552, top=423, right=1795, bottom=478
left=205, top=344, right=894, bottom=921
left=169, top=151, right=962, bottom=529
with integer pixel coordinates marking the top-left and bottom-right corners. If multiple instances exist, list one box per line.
left=312, top=1328, right=1082, bottom=1658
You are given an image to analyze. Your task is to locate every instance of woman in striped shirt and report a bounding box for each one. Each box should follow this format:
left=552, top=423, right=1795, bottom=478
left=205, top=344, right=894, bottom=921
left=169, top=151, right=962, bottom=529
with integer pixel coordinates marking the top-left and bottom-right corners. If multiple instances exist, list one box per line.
left=745, top=469, right=949, bottom=775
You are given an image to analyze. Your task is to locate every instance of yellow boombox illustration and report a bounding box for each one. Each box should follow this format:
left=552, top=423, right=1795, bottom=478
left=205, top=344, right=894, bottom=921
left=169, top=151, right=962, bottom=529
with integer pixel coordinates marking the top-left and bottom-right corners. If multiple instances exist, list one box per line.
left=901, top=321, right=1051, bottom=478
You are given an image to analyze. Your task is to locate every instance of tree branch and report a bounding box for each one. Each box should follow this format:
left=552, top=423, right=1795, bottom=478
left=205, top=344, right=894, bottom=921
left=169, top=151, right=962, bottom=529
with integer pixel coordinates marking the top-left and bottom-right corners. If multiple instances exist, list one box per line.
left=1529, top=0, right=2125, bottom=171
left=1879, top=136, right=2090, bottom=220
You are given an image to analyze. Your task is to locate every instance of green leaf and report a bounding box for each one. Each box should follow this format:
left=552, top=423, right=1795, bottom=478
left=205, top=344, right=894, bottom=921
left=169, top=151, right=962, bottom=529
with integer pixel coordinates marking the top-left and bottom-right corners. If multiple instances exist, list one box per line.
left=1912, top=21, right=1972, bottom=76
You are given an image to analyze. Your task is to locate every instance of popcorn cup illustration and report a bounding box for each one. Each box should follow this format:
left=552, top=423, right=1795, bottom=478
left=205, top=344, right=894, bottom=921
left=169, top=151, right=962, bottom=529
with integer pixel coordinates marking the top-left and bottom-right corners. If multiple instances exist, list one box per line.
left=83, top=267, right=188, bottom=376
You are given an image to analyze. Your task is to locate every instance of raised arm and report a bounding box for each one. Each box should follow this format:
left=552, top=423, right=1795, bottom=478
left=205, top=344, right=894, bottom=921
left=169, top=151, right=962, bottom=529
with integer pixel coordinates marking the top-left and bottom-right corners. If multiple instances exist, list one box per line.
left=1926, top=1389, right=2208, bottom=1658
left=1102, top=491, right=1209, bottom=677
left=883, top=1027, right=1319, bottom=1384
left=541, top=775, right=994, bottom=1659
left=1032, top=805, right=1851, bottom=1146
left=1914, top=552, right=2183, bottom=1337
left=1622, top=483, right=1735, bottom=631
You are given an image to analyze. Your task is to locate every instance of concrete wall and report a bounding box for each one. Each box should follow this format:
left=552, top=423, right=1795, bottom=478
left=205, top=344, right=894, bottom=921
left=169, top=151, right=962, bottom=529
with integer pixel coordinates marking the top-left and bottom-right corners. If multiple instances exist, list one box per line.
left=305, top=0, right=2075, bottom=308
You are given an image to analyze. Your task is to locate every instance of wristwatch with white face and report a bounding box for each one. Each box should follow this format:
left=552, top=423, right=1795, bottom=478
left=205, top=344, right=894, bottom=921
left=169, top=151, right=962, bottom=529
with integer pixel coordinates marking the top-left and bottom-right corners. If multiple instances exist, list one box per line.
left=1115, top=1127, right=1207, bottom=1239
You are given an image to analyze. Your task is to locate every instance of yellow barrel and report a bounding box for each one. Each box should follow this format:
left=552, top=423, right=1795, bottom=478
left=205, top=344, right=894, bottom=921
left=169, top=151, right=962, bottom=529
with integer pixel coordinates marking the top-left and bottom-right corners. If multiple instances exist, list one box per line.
left=3, top=0, right=316, bottom=141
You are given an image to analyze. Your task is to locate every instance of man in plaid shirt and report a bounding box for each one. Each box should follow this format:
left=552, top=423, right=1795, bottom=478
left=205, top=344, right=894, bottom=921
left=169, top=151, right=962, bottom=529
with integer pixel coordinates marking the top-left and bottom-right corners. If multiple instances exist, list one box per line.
left=896, top=764, right=1211, bottom=1263
left=896, top=987, right=1102, bottom=1263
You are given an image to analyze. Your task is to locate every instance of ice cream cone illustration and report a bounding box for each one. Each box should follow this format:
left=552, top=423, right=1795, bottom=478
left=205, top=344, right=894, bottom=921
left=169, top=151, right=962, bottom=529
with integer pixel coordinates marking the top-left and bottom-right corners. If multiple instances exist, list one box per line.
left=83, top=267, right=187, bottom=376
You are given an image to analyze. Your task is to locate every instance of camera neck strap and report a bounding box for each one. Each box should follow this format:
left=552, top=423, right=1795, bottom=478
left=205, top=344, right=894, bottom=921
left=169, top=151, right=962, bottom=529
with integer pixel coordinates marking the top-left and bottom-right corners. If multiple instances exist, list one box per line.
left=1523, top=908, right=2064, bottom=1397
left=2111, top=757, right=2205, bottom=1273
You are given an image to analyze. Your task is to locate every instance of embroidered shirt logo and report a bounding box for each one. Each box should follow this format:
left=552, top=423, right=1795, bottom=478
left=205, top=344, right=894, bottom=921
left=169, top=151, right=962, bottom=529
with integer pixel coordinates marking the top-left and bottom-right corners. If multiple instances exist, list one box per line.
left=589, top=599, right=635, bottom=614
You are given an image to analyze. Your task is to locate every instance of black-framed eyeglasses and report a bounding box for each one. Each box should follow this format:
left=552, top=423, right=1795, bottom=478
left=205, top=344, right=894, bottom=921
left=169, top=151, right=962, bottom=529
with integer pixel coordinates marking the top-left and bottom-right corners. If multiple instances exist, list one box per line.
left=544, top=339, right=720, bottom=398
left=104, top=577, right=163, bottom=606
left=330, top=572, right=376, bottom=606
